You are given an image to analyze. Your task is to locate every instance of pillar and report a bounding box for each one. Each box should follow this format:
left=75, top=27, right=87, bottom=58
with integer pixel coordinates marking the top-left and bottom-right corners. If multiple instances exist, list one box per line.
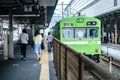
left=4, top=34, right=8, bottom=60
left=8, top=9, right=14, bottom=59
left=114, top=15, right=118, bottom=44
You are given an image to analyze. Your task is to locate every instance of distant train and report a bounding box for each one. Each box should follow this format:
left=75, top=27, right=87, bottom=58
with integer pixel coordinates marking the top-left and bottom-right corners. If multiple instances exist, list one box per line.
left=52, top=16, right=101, bottom=62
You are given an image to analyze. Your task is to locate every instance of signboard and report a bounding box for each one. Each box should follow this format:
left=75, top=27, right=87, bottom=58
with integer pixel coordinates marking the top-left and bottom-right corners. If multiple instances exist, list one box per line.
left=64, top=22, right=73, bottom=27
left=24, top=5, right=32, bottom=12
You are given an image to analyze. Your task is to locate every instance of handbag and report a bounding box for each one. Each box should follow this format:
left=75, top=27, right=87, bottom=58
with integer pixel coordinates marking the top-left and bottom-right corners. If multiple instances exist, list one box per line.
left=50, top=42, right=54, bottom=47
left=41, top=41, right=44, bottom=49
left=17, top=39, right=21, bottom=45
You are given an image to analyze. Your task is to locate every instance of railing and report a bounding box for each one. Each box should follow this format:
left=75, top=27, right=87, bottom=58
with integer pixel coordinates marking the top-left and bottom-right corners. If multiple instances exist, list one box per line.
left=53, top=38, right=116, bottom=80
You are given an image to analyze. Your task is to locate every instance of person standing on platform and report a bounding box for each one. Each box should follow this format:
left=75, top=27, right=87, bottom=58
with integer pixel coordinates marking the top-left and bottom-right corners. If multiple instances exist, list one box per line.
left=108, top=32, right=112, bottom=43
left=111, top=32, right=115, bottom=44
left=33, top=29, right=43, bottom=60
left=20, top=28, right=29, bottom=60
left=47, top=32, right=53, bottom=52
left=103, top=32, right=107, bottom=43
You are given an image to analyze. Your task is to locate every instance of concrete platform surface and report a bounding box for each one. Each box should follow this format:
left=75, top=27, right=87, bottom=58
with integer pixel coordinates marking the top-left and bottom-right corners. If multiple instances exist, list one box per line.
left=0, top=44, right=57, bottom=80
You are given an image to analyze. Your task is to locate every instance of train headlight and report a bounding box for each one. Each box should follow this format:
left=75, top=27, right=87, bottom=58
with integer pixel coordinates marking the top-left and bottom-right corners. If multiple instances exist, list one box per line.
left=95, top=49, right=98, bottom=53
left=86, top=21, right=97, bottom=26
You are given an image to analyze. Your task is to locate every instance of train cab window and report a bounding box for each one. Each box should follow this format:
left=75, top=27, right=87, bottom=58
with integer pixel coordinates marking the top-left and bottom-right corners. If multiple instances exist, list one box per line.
left=87, top=28, right=98, bottom=38
left=75, top=28, right=86, bottom=38
left=62, top=28, right=74, bottom=38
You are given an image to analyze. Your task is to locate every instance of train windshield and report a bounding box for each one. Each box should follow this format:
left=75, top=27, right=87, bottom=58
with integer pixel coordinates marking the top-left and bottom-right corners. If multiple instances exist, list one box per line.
left=75, top=28, right=86, bottom=38
left=62, top=28, right=74, bottom=38
left=87, top=28, right=98, bottom=38
left=62, top=28, right=98, bottom=39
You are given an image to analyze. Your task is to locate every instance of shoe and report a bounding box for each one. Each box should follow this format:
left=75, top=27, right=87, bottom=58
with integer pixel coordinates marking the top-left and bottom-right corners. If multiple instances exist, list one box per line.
left=21, top=55, right=23, bottom=60
left=23, top=58, right=26, bottom=61
left=39, top=58, right=41, bottom=61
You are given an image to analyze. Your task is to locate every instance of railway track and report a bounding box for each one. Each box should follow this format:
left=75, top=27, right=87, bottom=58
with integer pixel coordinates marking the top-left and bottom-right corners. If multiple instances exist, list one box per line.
left=100, top=53, right=120, bottom=79
left=100, top=54, right=120, bottom=68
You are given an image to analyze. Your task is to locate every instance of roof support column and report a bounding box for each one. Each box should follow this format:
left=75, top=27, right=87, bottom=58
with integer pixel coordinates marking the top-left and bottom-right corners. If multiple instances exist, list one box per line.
left=101, top=17, right=106, bottom=43
left=62, top=2, right=64, bottom=18
left=44, top=6, right=48, bottom=27
left=8, top=9, right=14, bottom=59
left=114, top=15, right=117, bottom=44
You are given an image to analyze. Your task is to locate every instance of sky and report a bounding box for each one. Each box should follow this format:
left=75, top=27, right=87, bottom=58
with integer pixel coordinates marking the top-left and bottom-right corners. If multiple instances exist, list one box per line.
left=45, top=0, right=71, bottom=35
left=54, top=0, right=71, bottom=16
left=48, top=0, right=71, bottom=28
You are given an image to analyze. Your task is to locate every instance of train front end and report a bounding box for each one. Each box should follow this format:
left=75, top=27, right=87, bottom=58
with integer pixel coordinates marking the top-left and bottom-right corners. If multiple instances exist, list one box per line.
left=60, top=16, right=101, bottom=61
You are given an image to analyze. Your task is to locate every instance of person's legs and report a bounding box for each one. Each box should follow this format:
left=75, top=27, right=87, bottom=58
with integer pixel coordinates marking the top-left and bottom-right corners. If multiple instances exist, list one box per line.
left=34, top=44, right=41, bottom=60
left=21, top=44, right=24, bottom=59
left=21, top=44, right=27, bottom=60
left=38, top=44, right=42, bottom=60
left=48, top=42, right=51, bottom=52
left=23, top=44, right=27, bottom=59
left=36, top=53, right=39, bottom=60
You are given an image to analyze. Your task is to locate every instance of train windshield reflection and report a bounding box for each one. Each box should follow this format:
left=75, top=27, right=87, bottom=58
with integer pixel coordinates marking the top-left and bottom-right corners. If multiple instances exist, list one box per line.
left=62, top=28, right=98, bottom=39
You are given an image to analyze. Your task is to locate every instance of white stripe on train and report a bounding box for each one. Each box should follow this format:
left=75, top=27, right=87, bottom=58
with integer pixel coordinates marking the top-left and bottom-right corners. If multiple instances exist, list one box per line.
left=63, top=41, right=101, bottom=44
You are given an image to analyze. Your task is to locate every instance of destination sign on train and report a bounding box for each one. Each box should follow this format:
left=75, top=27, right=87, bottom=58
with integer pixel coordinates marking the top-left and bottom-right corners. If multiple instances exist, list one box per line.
left=64, top=23, right=73, bottom=26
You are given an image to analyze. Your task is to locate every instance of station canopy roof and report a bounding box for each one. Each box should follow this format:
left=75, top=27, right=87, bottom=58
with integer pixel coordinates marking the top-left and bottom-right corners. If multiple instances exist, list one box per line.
left=0, top=0, right=58, bottom=27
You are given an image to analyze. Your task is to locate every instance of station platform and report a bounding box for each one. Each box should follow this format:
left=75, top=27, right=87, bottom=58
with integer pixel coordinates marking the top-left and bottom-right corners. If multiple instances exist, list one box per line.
left=0, top=42, right=119, bottom=80
left=0, top=44, right=57, bottom=80
left=102, top=43, right=120, bottom=59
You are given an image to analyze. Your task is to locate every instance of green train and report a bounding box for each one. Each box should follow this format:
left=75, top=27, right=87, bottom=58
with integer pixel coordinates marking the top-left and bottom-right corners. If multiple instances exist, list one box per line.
left=53, top=16, right=101, bottom=61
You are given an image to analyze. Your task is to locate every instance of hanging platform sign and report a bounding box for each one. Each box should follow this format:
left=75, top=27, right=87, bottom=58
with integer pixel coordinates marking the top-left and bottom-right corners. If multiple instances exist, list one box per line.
left=24, top=5, right=32, bottom=12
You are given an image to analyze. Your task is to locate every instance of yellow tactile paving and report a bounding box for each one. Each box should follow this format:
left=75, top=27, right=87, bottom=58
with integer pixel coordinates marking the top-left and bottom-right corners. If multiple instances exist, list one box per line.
left=40, top=50, right=48, bottom=64
left=39, top=41, right=50, bottom=80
